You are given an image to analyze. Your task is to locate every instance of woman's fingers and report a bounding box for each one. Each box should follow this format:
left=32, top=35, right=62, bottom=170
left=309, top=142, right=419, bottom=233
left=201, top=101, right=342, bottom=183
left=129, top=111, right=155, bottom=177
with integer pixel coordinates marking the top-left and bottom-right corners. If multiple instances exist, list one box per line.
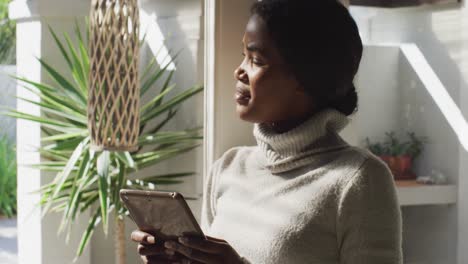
left=141, top=255, right=181, bottom=264
left=131, top=230, right=156, bottom=245
left=137, top=243, right=168, bottom=256
left=142, top=255, right=205, bottom=264
left=178, top=237, right=225, bottom=254
left=164, top=241, right=222, bottom=264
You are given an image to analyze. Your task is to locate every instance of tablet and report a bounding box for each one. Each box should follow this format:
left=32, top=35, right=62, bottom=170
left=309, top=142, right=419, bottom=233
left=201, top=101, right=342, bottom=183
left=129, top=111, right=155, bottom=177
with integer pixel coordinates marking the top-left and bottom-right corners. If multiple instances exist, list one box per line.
left=119, top=189, right=206, bottom=242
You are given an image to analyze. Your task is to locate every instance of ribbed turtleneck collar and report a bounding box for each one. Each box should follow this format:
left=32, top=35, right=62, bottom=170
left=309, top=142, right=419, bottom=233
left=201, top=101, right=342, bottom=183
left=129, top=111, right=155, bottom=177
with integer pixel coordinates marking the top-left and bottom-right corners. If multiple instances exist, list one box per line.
left=253, top=107, right=352, bottom=173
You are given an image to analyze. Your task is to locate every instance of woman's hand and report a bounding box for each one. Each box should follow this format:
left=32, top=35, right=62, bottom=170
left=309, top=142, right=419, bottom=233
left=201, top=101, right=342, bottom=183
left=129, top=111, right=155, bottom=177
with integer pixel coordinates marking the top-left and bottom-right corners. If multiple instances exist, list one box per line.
left=163, top=235, right=245, bottom=264
left=131, top=230, right=183, bottom=264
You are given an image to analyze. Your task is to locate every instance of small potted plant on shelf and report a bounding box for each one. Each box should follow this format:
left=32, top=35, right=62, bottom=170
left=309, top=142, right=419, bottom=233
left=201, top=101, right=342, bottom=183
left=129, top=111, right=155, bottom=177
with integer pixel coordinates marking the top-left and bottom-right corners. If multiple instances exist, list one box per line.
left=365, top=131, right=428, bottom=180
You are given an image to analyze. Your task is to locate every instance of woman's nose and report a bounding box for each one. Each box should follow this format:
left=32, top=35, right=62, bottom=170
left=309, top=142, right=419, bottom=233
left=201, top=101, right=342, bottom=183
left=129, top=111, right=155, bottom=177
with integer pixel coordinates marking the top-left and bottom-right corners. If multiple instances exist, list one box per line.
left=234, top=66, right=248, bottom=83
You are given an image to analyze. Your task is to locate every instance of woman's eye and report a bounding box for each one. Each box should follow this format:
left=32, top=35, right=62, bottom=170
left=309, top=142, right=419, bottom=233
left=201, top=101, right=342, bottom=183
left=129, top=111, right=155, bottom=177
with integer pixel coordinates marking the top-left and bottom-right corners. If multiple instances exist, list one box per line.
left=242, top=52, right=264, bottom=66
left=252, top=58, right=263, bottom=65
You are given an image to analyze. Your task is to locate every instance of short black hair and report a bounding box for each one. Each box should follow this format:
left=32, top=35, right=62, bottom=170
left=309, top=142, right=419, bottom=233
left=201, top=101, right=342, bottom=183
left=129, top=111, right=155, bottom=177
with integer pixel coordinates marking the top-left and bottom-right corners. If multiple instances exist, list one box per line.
left=251, top=0, right=363, bottom=116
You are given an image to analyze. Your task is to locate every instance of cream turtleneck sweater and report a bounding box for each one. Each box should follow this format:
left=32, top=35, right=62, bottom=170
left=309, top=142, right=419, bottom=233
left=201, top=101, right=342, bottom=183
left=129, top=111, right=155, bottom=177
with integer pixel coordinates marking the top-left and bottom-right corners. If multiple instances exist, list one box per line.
left=200, top=107, right=403, bottom=264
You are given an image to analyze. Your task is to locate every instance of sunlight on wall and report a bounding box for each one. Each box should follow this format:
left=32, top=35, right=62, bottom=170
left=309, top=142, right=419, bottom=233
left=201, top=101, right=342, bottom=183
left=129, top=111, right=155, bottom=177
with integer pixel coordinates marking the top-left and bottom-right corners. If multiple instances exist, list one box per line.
left=401, top=44, right=468, bottom=152
left=139, top=9, right=176, bottom=70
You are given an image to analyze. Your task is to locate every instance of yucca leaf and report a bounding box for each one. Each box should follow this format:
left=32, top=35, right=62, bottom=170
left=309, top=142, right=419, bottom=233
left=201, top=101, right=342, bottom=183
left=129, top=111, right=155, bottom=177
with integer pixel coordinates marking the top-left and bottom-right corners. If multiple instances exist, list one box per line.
left=141, top=56, right=158, bottom=81
left=74, top=19, right=84, bottom=50
left=2, top=108, right=78, bottom=128
left=38, top=57, right=87, bottom=104
left=41, top=131, right=88, bottom=142
left=132, top=144, right=200, bottom=171
left=15, top=94, right=82, bottom=119
left=140, top=83, right=176, bottom=114
left=144, top=109, right=178, bottom=136
left=64, top=33, right=87, bottom=93
left=113, top=159, right=126, bottom=212
left=48, top=25, right=73, bottom=70
left=79, top=193, right=99, bottom=213
left=115, top=152, right=136, bottom=170
left=96, top=151, right=110, bottom=235
left=140, top=45, right=169, bottom=81
left=35, top=178, right=75, bottom=194
left=15, top=79, right=86, bottom=115
left=42, top=137, right=89, bottom=217
left=44, top=136, right=85, bottom=152
left=78, top=39, right=89, bottom=78
left=38, top=148, right=70, bottom=162
left=140, top=51, right=181, bottom=96
left=141, top=85, right=203, bottom=123
left=76, top=207, right=101, bottom=258
left=61, top=149, right=93, bottom=233
left=15, top=96, right=87, bottom=126
left=154, top=69, right=175, bottom=107
left=138, top=131, right=202, bottom=146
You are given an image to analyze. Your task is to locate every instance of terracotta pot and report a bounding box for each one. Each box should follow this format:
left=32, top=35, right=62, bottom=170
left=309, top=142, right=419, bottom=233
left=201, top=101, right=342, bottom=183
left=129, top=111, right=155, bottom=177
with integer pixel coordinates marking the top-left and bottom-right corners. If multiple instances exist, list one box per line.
left=378, top=155, right=416, bottom=180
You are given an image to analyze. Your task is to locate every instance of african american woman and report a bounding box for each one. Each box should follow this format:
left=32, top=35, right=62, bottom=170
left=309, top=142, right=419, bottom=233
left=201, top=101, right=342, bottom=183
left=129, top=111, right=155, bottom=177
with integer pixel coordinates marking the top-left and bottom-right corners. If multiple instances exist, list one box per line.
left=131, top=0, right=403, bottom=263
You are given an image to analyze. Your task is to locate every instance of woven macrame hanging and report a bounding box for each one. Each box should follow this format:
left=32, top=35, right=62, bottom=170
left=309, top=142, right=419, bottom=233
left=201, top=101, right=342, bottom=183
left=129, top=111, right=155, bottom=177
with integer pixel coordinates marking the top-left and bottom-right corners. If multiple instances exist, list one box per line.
left=88, top=0, right=140, bottom=152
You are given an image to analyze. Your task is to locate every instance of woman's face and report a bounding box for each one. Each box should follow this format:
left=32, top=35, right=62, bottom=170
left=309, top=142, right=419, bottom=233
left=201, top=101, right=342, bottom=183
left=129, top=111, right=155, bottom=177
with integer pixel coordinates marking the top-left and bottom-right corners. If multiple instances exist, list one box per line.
left=234, top=14, right=312, bottom=124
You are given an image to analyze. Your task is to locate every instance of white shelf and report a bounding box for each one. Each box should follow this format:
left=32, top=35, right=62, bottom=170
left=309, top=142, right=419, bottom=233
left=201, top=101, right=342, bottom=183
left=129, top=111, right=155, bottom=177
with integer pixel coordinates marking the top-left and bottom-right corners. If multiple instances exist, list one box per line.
left=396, top=180, right=457, bottom=206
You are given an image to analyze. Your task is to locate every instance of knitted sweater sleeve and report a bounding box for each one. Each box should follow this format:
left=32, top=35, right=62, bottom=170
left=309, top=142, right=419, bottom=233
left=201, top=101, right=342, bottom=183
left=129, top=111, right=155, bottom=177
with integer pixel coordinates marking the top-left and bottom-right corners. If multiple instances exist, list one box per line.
left=200, top=157, right=221, bottom=234
left=336, top=157, right=403, bottom=264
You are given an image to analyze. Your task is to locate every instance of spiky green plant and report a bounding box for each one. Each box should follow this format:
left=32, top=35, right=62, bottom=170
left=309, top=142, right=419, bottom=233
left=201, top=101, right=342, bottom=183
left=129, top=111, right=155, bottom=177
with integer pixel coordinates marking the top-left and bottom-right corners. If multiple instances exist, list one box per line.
left=0, top=0, right=16, bottom=64
left=1, top=21, right=203, bottom=260
left=0, top=134, right=16, bottom=218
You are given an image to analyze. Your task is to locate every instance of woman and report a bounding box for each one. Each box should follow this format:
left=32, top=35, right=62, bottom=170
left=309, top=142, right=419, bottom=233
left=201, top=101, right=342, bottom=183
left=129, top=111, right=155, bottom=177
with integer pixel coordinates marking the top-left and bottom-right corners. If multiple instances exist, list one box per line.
left=131, top=0, right=403, bottom=263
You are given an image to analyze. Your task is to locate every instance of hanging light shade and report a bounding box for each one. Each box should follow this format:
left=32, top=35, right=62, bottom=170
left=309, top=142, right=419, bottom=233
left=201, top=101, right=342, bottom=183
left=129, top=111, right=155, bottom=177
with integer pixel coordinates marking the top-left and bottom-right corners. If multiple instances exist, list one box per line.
left=88, top=0, right=140, bottom=152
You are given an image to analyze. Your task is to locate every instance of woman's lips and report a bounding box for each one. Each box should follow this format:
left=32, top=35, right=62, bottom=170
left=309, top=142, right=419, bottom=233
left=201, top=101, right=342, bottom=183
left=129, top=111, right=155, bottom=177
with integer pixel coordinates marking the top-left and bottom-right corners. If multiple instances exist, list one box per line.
left=235, top=88, right=251, bottom=105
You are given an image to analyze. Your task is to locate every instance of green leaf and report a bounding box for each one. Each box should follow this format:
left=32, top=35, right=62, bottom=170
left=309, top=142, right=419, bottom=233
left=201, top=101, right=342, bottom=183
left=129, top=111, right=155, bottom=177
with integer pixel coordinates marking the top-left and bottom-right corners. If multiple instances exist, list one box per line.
left=141, top=85, right=203, bottom=123
left=140, top=51, right=181, bottom=96
left=42, top=137, right=90, bottom=217
left=38, top=57, right=87, bottom=104
left=144, top=109, right=178, bottom=135
left=64, top=33, right=88, bottom=93
left=41, top=131, right=88, bottom=142
left=138, top=130, right=202, bottom=146
left=76, top=207, right=101, bottom=258
left=14, top=76, right=86, bottom=114
left=140, top=83, right=176, bottom=114
left=38, top=148, right=70, bottom=162
left=43, top=136, right=85, bottom=151
left=3, top=108, right=78, bottom=128
left=96, top=151, right=110, bottom=235
left=115, top=152, right=136, bottom=170
left=15, top=96, right=87, bottom=126
left=61, top=149, right=93, bottom=232
left=113, top=159, right=126, bottom=212
left=48, top=25, right=73, bottom=70
left=132, top=144, right=200, bottom=171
